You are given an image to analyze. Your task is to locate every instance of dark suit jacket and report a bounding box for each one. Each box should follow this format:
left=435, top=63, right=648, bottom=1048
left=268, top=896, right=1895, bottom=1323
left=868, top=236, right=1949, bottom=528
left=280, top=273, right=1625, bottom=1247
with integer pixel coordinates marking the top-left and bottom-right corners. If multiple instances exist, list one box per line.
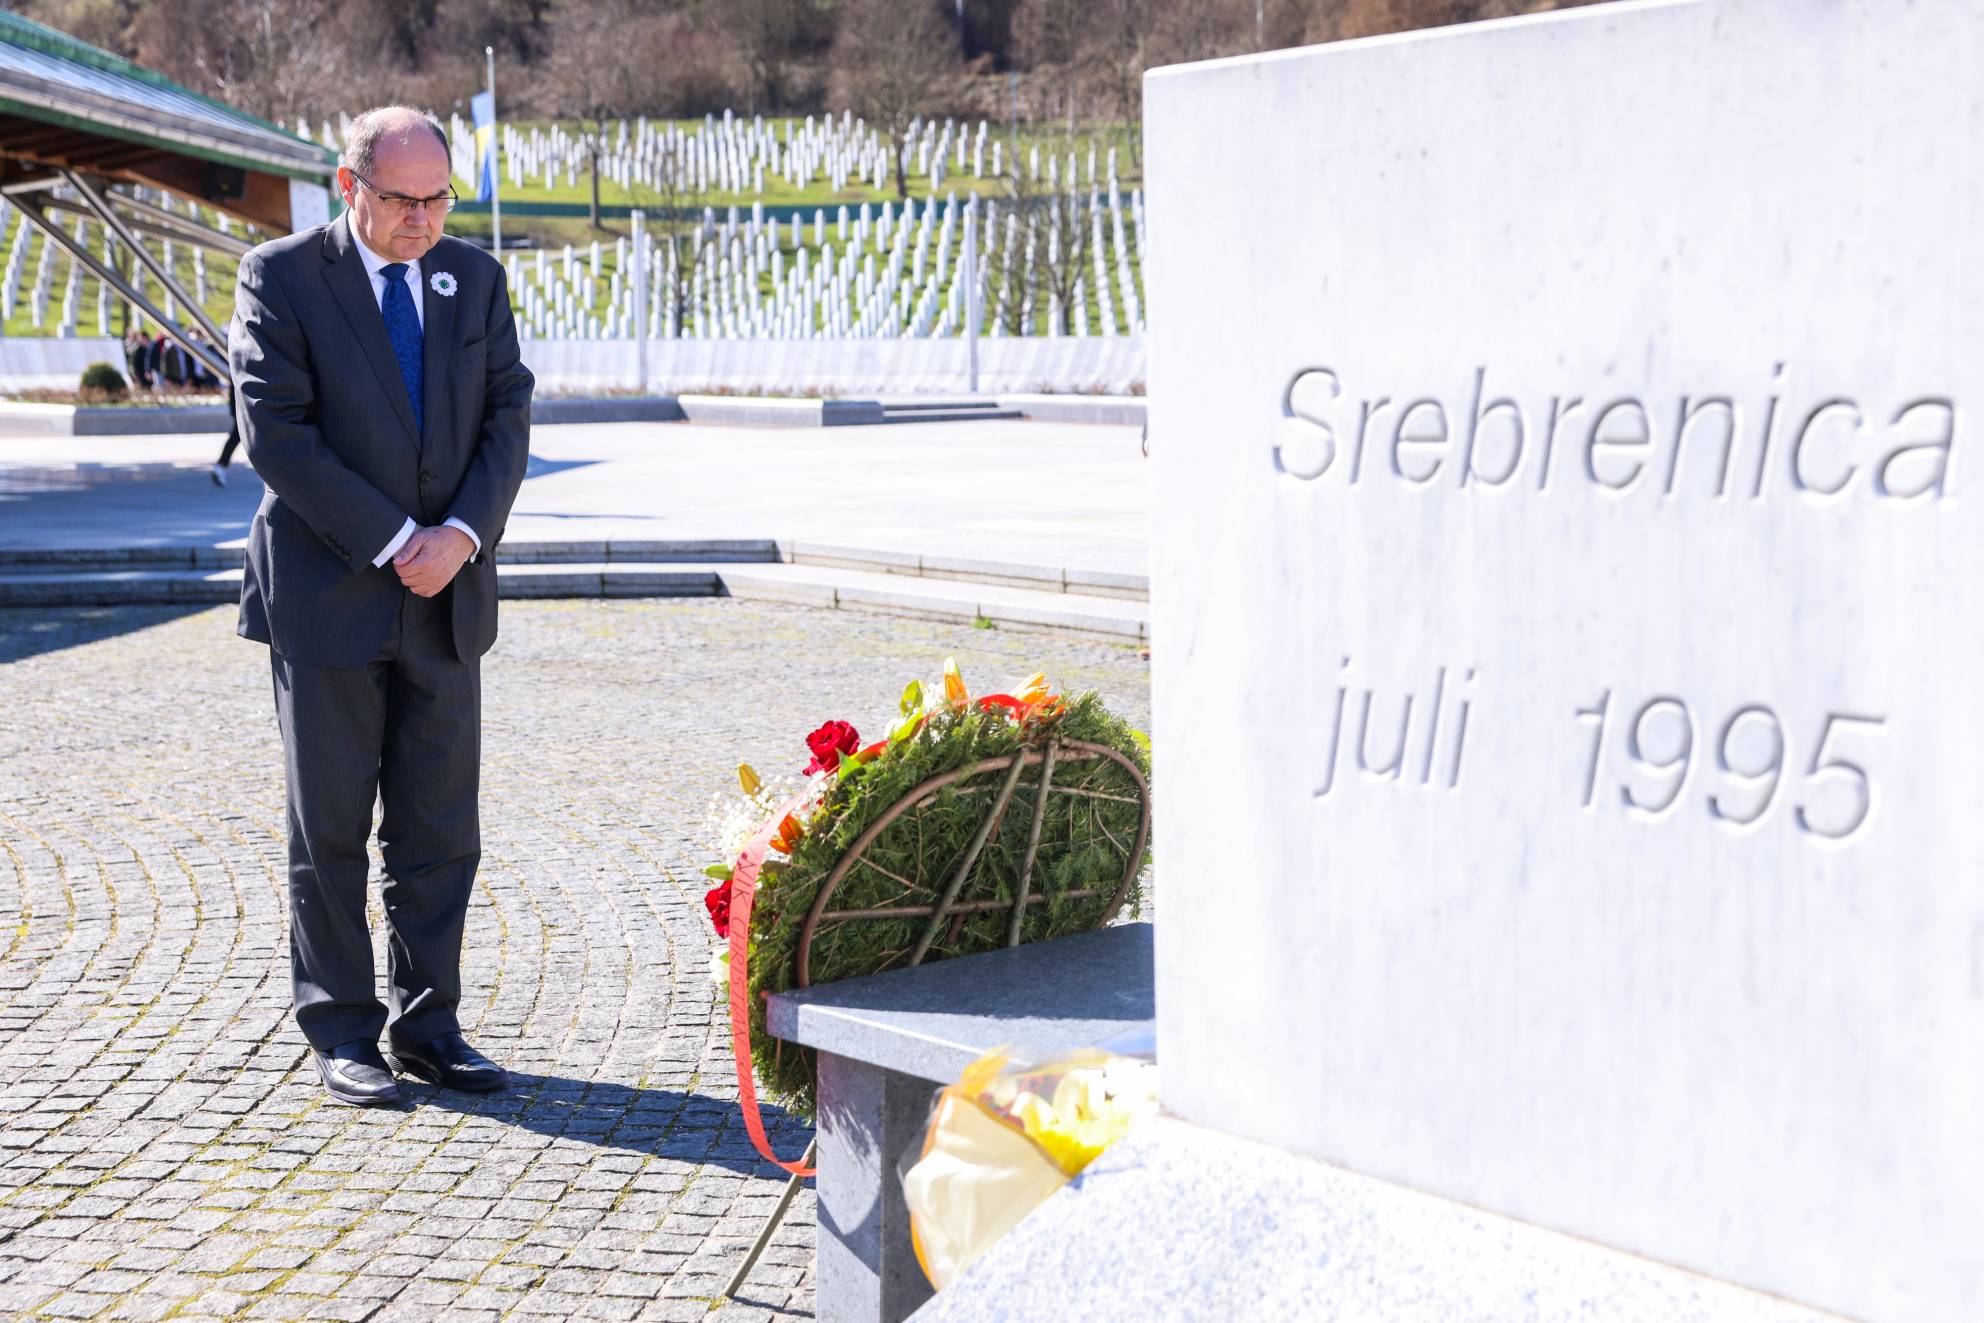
left=230, top=213, right=533, bottom=669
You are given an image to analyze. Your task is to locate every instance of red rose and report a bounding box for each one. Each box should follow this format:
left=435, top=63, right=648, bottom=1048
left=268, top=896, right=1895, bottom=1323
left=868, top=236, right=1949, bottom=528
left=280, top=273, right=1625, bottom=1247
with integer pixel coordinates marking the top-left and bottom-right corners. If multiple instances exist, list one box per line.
left=704, top=880, right=732, bottom=938
left=803, top=720, right=861, bottom=775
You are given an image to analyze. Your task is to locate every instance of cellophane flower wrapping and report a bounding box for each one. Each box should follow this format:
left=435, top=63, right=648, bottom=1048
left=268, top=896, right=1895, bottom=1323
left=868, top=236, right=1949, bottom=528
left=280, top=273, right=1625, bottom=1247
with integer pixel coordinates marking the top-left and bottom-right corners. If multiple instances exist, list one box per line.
left=901, top=1046, right=1159, bottom=1290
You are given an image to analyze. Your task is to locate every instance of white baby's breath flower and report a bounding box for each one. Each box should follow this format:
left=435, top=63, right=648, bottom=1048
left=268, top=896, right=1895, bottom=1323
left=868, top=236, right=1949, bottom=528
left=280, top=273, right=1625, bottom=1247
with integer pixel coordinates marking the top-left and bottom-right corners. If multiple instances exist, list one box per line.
left=708, top=945, right=731, bottom=987
left=703, top=794, right=765, bottom=860
left=698, top=770, right=829, bottom=864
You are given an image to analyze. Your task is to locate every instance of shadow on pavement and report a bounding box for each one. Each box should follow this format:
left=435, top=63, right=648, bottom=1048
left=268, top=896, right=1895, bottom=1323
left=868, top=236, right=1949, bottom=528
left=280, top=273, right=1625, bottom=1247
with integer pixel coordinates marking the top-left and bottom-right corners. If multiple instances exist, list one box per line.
left=523, top=456, right=600, bottom=481
left=0, top=457, right=595, bottom=554
left=0, top=461, right=264, bottom=552
left=0, top=603, right=218, bottom=665
left=409, top=1071, right=814, bottom=1178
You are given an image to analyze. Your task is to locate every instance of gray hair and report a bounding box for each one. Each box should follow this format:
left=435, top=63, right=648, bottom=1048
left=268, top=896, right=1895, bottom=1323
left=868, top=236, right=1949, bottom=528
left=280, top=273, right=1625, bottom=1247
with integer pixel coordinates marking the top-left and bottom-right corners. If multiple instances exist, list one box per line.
left=341, top=106, right=448, bottom=178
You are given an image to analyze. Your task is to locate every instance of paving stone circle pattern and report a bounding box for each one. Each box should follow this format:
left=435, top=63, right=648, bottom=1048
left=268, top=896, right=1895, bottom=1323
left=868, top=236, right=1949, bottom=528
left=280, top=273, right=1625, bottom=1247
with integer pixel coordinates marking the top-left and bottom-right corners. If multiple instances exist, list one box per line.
left=0, top=599, right=1153, bottom=1321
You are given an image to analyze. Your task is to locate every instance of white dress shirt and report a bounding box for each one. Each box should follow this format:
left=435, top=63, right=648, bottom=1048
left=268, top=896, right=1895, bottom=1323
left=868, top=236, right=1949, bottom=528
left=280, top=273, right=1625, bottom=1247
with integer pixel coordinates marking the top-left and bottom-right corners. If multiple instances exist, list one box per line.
left=351, top=232, right=481, bottom=567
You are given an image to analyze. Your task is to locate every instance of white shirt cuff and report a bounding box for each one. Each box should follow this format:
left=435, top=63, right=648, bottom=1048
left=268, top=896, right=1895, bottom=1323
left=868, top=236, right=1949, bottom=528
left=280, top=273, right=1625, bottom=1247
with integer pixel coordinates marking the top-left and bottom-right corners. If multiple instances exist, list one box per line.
left=444, top=516, right=482, bottom=559
left=373, top=517, right=416, bottom=567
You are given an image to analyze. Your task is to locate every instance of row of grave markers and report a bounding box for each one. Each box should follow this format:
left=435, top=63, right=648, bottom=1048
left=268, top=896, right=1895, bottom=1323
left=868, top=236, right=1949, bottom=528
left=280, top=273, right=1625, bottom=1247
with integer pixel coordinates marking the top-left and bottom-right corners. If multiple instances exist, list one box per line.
left=1, top=178, right=1146, bottom=344
left=499, top=185, right=1147, bottom=342
left=287, top=108, right=1126, bottom=210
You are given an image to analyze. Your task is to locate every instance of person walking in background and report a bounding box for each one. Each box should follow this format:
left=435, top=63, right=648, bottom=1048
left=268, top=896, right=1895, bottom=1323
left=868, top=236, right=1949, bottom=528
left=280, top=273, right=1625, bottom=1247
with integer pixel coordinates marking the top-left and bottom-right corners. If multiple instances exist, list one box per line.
left=188, top=331, right=222, bottom=392
left=229, top=105, right=533, bottom=1106
left=154, top=332, right=189, bottom=393
left=123, top=324, right=153, bottom=391
left=211, top=373, right=242, bottom=486
left=186, top=328, right=242, bottom=486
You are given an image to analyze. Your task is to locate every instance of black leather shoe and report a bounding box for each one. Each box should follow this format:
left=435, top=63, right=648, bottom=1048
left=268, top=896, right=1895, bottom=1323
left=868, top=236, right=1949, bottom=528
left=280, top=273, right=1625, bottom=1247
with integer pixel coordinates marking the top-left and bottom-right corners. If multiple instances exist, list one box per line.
left=313, top=1041, right=401, bottom=1106
left=386, top=1032, right=508, bottom=1092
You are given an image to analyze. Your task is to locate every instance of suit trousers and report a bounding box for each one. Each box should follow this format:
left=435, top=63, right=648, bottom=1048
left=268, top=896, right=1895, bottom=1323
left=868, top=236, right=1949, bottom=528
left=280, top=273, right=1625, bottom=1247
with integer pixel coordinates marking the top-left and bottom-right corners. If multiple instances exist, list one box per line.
left=271, top=583, right=481, bottom=1052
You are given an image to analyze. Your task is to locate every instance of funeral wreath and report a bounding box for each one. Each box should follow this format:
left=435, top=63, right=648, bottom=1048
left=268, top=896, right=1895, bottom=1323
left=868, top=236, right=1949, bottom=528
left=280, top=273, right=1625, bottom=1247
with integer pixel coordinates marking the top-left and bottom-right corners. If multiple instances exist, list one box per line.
left=702, top=658, right=1152, bottom=1116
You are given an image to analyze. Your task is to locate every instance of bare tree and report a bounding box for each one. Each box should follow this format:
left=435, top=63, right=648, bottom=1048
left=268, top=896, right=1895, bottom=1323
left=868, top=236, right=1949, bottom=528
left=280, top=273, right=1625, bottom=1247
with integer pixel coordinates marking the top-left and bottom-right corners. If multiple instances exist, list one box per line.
left=1010, top=0, right=1604, bottom=165
left=417, top=0, right=555, bottom=110
left=538, top=0, right=680, bottom=228
left=22, top=0, right=1619, bottom=141
left=694, top=0, right=832, bottom=114
left=130, top=0, right=358, bottom=123
left=831, top=0, right=961, bottom=200
left=13, top=0, right=135, bottom=56
left=623, top=131, right=711, bottom=337
left=1009, top=0, right=1162, bottom=163
left=1311, top=0, right=1605, bottom=41
left=982, top=126, right=1096, bottom=336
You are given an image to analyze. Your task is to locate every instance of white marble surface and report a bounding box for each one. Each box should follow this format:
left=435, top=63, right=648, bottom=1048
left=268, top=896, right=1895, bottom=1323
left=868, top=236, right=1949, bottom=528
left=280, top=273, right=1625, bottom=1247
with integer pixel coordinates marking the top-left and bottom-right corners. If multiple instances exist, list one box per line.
left=1145, top=3, right=1981, bottom=1320
left=918, top=1118, right=1845, bottom=1323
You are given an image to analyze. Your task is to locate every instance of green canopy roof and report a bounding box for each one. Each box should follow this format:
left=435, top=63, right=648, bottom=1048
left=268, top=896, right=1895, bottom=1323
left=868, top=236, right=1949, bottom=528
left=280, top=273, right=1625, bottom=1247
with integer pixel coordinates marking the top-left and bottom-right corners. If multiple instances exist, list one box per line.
left=0, top=11, right=334, bottom=228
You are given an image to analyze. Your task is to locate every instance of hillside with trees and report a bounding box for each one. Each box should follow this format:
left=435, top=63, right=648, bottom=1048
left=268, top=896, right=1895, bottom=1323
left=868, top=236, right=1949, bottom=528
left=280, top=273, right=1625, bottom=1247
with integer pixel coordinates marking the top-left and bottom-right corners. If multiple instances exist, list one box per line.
left=4, top=0, right=1599, bottom=128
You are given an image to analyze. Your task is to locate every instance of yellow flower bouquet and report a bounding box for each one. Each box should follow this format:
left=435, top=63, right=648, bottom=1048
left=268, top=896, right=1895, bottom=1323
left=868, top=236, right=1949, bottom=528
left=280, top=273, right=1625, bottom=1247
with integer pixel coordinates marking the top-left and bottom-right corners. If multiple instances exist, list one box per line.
left=903, top=1046, right=1160, bottom=1289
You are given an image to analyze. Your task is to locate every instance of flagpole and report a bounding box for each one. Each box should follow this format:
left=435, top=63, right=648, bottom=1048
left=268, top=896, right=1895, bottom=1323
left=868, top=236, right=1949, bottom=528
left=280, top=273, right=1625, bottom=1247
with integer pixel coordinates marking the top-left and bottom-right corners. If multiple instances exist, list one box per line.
left=485, top=46, right=502, bottom=256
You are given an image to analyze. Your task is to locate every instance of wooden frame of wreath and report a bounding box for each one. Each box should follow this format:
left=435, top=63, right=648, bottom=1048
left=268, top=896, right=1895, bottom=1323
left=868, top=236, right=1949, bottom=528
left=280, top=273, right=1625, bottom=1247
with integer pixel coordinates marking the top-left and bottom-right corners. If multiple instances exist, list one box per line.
left=726, top=735, right=1151, bottom=1299
left=794, top=737, right=1153, bottom=987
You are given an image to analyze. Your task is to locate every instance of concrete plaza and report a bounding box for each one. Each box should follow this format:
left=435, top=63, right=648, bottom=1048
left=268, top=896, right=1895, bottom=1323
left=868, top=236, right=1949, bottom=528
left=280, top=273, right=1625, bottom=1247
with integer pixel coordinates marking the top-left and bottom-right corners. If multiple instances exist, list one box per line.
left=0, top=419, right=1150, bottom=578
left=0, top=419, right=1154, bottom=1320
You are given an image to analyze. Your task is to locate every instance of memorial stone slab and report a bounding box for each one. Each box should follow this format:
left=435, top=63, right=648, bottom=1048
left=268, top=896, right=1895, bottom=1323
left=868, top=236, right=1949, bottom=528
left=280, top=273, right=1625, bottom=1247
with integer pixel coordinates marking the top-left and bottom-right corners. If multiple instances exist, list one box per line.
left=1145, top=3, right=1980, bottom=1320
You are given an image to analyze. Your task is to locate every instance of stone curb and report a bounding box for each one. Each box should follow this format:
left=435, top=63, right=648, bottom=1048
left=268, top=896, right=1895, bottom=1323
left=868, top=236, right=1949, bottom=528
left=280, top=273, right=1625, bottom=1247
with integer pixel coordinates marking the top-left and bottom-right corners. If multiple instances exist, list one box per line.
left=0, top=402, right=231, bottom=436
left=0, top=540, right=1148, bottom=601
left=720, top=565, right=1146, bottom=641
left=532, top=397, right=687, bottom=424
left=0, top=557, right=1148, bottom=642
left=491, top=538, right=782, bottom=565
left=787, top=542, right=1148, bottom=601
left=0, top=394, right=1139, bottom=435
left=997, top=394, right=1146, bottom=427
left=674, top=396, right=874, bottom=427
left=678, top=397, right=1025, bottom=428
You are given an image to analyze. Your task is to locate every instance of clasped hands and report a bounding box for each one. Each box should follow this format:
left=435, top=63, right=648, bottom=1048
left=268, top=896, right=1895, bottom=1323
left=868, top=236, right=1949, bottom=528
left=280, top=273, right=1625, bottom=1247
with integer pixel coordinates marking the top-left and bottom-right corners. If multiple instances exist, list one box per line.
left=392, top=525, right=474, bottom=597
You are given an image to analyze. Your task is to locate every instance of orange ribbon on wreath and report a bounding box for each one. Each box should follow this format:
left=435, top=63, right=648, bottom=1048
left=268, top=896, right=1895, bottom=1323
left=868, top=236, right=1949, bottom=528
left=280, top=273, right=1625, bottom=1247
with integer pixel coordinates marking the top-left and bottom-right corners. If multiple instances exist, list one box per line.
left=724, top=681, right=1060, bottom=1177
left=726, top=789, right=818, bottom=1177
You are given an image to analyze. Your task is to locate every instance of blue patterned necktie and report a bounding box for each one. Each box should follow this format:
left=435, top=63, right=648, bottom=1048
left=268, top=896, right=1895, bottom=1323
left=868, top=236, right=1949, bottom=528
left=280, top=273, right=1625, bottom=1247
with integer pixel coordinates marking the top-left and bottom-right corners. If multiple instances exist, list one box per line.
left=379, top=262, right=424, bottom=437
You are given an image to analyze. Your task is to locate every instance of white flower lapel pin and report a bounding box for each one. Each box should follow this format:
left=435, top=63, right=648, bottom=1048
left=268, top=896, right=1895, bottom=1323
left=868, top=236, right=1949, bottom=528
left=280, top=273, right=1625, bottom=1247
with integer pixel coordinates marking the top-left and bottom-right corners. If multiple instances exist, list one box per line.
left=429, top=270, right=458, bottom=298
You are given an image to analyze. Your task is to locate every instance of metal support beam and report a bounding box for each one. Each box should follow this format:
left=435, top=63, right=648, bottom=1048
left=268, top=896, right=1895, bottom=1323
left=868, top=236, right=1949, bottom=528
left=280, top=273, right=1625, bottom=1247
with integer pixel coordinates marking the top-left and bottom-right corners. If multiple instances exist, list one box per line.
left=36, top=193, right=252, bottom=259
left=109, top=191, right=254, bottom=258
left=13, top=196, right=228, bottom=380
left=60, top=168, right=228, bottom=349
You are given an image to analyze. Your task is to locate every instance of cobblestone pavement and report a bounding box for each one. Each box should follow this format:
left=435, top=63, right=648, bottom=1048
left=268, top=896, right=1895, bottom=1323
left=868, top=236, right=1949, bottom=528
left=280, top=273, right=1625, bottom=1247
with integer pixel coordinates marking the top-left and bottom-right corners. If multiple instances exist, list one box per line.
left=0, top=600, right=1152, bottom=1321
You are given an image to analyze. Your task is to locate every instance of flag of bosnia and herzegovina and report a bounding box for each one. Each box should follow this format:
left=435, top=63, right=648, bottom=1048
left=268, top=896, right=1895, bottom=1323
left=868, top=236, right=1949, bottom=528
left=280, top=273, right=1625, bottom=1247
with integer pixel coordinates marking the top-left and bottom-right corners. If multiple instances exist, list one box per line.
left=471, top=90, right=497, bottom=202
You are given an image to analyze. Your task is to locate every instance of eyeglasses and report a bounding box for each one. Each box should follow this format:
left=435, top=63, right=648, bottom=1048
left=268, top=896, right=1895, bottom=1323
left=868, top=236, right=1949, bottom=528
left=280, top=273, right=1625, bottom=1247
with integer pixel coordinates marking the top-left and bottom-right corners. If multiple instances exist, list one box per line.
left=348, top=169, right=457, bottom=216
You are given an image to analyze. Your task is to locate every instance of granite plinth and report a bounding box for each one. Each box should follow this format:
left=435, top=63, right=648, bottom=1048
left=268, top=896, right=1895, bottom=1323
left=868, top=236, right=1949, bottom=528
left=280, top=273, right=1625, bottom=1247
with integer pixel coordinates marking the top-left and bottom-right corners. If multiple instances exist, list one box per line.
left=767, top=923, right=1154, bottom=1323
left=815, top=1054, right=944, bottom=1323
left=766, top=922, right=1154, bottom=1083
left=912, top=1117, right=1848, bottom=1323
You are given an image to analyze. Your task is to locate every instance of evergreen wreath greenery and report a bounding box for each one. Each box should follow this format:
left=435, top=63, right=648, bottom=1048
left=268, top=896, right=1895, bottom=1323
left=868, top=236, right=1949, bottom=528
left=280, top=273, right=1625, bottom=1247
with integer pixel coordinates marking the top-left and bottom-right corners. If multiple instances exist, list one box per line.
left=704, top=664, right=1151, bottom=1115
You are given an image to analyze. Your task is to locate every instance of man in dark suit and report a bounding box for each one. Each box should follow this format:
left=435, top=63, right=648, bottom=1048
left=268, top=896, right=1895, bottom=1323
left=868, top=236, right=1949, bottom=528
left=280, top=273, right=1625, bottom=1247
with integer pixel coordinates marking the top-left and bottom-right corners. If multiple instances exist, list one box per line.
left=229, top=105, right=532, bottom=1106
